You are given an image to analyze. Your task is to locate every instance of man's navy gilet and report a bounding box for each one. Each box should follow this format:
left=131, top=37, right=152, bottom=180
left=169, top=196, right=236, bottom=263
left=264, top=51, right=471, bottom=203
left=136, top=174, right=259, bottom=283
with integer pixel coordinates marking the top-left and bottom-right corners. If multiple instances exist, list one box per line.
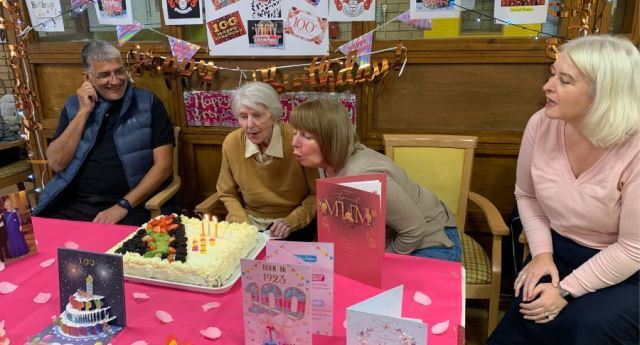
left=34, top=86, right=154, bottom=215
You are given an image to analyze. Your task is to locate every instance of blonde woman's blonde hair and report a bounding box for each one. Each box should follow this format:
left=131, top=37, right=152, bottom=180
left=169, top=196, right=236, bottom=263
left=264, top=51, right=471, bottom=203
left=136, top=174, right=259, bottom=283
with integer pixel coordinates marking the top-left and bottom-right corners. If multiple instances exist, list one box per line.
left=561, top=35, right=640, bottom=147
left=290, top=98, right=358, bottom=171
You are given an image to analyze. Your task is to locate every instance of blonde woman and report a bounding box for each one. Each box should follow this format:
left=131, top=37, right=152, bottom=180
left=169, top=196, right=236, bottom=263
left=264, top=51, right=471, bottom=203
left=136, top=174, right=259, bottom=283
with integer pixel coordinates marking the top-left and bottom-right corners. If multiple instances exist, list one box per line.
left=489, top=35, right=640, bottom=344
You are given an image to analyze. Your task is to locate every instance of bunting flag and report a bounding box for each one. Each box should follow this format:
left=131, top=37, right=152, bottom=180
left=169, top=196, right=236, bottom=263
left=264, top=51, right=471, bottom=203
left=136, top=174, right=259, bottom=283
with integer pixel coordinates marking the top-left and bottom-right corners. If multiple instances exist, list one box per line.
left=168, top=36, right=202, bottom=62
left=397, top=10, right=432, bottom=30
left=337, top=31, right=373, bottom=66
left=116, top=21, right=144, bottom=46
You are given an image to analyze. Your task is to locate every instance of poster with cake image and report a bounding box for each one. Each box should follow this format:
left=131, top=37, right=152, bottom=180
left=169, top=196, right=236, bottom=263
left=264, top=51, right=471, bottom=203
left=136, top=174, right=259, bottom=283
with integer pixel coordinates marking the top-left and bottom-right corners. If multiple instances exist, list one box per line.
left=251, top=0, right=282, bottom=19
left=0, top=191, right=37, bottom=264
left=329, top=0, right=376, bottom=22
left=410, top=0, right=461, bottom=19
left=94, top=0, right=133, bottom=25
left=26, top=249, right=125, bottom=344
left=493, top=0, right=549, bottom=24
left=162, top=0, right=203, bottom=25
left=248, top=20, right=284, bottom=49
left=205, top=0, right=328, bottom=56
left=241, top=259, right=312, bottom=345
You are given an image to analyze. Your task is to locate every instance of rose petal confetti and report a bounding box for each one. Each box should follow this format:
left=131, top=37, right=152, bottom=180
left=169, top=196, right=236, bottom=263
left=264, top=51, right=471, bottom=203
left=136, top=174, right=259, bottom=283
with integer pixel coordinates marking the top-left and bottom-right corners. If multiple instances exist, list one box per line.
left=40, top=258, right=56, bottom=268
left=0, top=282, right=17, bottom=294
left=343, top=320, right=347, bottom=328
left=63, top=241, right=79, bottom=249
left=156, top=310, right=173, bottom=323
left=431, top=320, right=450, bottom=335
left=200, top=327, right=222, bottom=340
left=413, top=291, right=432, bottom=306
left=133, top=292, right=150, bottom=301
left=0, top=262, right=4, bottom=272
left=201, top=301, right=221, bottom=312
left=33, top=292, right=52, bottom=304
left=131, top=341, right=149, bottom=345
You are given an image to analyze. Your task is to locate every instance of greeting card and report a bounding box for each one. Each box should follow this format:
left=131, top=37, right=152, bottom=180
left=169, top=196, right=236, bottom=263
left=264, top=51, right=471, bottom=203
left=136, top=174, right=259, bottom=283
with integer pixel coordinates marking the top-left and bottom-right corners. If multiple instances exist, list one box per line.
left=284, top=7, right=328, bottom=45
left=207, top=11, right=247, bottom=45
left=94, top=0, right=133, bottom=25
left=27, top=249, right=125, bottom=344
left=25, top=0, right=65, bottom=32
left=241, top=259, right=312, bottom=345
left=266, top=241, right=334, bottom=335
left=248, top=19, right=284, bottom=49
left=346, top=285, right=427, bottom=345
left=162, top=0, right=203, bottom=25
left=317, top=173, right=386, bottom=287
left=329, top=0, right=376, bottom=22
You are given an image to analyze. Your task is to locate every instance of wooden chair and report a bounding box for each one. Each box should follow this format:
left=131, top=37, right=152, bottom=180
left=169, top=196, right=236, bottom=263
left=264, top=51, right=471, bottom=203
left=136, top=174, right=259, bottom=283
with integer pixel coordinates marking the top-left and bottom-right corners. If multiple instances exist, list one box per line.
left=0, top=140, right=32, bottom=192
left=383, top=134, right=509, bottom=335
left=145, top=127, right=181, bottom=217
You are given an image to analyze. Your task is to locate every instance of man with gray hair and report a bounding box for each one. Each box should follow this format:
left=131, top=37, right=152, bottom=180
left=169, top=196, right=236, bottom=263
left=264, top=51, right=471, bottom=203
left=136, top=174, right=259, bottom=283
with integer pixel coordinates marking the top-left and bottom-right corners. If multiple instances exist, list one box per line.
left=34, top=40, right=175, bottom=225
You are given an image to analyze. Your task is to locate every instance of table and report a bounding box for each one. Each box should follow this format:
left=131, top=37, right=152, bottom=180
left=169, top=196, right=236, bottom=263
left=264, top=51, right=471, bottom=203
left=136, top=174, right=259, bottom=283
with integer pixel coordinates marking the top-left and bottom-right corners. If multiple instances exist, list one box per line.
left=0, top=218, right=463, bottom=344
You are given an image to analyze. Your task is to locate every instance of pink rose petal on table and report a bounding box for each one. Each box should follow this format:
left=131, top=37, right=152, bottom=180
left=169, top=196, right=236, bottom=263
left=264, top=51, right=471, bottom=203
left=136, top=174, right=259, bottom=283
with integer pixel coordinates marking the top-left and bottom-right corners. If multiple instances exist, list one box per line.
left=133, top=292, right=150, bottom=301
left=413, top=291, right=432, bottom=306
left=64, top=241, right=79, bottom=249
left=201, top=301, right=221, bottom=312
left=33, top=292, right=52, bottom=304
left=0, top=282, right=17, bottom=294
left=431, top=320, right=450, bottom=335
left=200, top=327, right=222, bottom=340
left=40, top=258, right=56, bottom=268
left=343, top=320, right=347, bottom=328
left=0, top=262, right=4, bottom=272
left=155, top=310, right=173, bottom=323
left=131, top=341, right=149, bottom=345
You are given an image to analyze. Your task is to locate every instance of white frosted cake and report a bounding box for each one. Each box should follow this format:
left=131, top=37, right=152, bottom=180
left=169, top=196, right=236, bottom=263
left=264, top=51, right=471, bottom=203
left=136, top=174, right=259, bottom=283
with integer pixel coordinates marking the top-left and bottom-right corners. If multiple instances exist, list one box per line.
left=111, top=215, right=259, bottom=288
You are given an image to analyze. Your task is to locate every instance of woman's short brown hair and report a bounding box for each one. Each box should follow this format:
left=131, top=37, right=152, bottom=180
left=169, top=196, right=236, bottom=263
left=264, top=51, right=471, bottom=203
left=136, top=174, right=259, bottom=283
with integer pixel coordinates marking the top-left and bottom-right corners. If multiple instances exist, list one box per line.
left=290, top=99, right=358, bottom=171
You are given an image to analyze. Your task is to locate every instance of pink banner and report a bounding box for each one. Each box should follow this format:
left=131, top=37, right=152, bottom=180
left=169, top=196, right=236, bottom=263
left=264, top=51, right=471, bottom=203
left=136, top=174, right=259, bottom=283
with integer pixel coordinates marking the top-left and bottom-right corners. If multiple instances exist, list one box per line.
left=184, top=91, right=357, bottom=127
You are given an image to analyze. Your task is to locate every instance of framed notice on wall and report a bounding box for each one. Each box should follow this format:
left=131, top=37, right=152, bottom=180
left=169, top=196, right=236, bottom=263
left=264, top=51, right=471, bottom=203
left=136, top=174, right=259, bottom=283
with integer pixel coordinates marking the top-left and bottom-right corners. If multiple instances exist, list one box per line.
left=204, top=0, right=329, bottom=56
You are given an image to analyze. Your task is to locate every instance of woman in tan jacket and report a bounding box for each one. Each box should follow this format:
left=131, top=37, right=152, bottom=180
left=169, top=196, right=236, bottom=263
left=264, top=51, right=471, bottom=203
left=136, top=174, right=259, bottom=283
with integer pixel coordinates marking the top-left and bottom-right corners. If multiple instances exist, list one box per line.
left=290, top=98, right=460, bottom=261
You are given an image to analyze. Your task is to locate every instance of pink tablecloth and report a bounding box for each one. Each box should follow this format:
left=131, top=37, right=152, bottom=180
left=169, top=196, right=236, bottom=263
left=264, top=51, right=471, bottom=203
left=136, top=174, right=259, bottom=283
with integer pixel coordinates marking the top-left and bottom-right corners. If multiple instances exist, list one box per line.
left=0, top=218, right=463, bottom=344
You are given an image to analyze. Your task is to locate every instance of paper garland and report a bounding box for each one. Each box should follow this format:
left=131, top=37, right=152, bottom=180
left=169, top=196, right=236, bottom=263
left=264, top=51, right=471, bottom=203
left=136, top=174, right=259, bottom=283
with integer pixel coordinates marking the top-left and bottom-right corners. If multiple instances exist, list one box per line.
left=117, top=21, right=144, bottom=46
left=168, top=36, right=201, bottom=62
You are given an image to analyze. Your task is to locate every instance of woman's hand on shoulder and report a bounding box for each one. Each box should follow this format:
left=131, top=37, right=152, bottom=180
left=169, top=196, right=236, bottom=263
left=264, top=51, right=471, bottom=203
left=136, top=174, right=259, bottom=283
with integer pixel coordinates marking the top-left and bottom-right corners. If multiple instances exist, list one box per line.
left=514, top=252, right=559, bottom=302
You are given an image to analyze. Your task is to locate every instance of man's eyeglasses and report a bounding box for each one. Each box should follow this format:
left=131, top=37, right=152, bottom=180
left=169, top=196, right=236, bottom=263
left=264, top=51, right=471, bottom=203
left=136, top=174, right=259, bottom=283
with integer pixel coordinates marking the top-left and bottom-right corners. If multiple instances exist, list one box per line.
left=86, top=68, right=128, bottom=82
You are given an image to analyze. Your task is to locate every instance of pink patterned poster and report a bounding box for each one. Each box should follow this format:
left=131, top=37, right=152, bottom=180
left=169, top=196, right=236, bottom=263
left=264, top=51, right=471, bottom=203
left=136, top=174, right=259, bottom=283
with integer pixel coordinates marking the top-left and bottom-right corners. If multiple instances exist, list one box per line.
left=266, top=241, right=334, bottom=335
left=241, top=259, right=312, bottom=345
left=184, top=91, right=357, bottom=127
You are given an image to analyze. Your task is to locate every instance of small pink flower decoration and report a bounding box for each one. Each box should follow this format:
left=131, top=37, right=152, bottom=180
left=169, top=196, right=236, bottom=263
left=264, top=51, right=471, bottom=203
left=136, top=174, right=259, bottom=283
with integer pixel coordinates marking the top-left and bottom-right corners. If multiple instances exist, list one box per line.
left=156, top=310, right=174, bottom=323
left=0, top=262, right=5, bottom=272
left=40, top=258, right=56, bottom=268
left=413, top=291, right=432, bottom=306
left=431, top=320, right=450, bottom=335
left=0, top=282, right=17, bottom=294
left=64, top=241, right=79, bottom=249
left=130, top=341, right=149, bottom=345
left=201, top=301, right=221, bottom=312
left=33, top=292, right=52, bottom=304
left=200, top=327, right=222, bottom=340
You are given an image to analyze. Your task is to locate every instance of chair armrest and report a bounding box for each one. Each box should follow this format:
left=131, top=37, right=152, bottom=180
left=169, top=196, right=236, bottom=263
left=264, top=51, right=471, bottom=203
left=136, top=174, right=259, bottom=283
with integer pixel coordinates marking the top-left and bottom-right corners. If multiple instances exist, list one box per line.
left=0, top=140, right=23, bottom=151
left=145, top=177, right=181, bottom=214
left=468, top=191, right=509, bottom=237
left=194, top=192, right=222, bottom=215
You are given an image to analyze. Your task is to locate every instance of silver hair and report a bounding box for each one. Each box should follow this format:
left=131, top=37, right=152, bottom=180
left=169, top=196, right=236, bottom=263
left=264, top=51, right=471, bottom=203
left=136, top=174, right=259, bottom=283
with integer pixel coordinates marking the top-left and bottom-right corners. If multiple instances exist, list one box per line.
left=81, top=40, right=122, bottom=70
left=230, top=82, right=283, bottom=120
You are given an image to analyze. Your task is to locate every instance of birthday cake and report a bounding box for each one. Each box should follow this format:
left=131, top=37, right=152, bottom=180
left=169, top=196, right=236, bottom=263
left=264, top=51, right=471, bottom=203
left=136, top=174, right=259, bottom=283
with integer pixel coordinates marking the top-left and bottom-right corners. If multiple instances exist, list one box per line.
left=54, top=275, right=116, bottom=337
left=111, top=214, right=259, bottom=288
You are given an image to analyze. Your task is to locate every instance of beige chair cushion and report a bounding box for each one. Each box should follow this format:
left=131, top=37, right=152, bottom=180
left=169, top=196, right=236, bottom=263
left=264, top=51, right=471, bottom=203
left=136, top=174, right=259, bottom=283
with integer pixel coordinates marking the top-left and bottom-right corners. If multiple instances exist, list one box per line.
left=462, top=233, right=491, bottom=285
left=0, top=159, right=30, bottom=179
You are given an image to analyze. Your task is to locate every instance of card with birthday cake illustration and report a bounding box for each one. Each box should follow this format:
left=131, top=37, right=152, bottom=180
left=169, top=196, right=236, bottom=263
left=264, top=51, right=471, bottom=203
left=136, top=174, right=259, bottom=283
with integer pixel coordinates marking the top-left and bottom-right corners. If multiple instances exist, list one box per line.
left=26, top=249, right=125, bottom=345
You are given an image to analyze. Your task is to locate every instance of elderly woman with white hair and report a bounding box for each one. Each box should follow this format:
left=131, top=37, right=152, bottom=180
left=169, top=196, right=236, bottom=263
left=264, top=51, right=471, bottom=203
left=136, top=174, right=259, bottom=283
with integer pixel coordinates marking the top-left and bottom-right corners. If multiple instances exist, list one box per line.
left=216, top=82, right=318, bottom=240
left=488, top=35, right=640, bottom=344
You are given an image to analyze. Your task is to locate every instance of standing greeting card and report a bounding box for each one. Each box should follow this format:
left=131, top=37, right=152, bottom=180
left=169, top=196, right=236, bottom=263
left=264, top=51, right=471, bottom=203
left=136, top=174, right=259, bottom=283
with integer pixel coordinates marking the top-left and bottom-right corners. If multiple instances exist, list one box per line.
left=317, top=173, right=386, bottom=287
left=26, top=249, right=126, bottom=344
left=266, top=241, right=334, bottom=335
left=347, top=285, right=427, bottom=345
left=241, top=259, right=312, bottom=345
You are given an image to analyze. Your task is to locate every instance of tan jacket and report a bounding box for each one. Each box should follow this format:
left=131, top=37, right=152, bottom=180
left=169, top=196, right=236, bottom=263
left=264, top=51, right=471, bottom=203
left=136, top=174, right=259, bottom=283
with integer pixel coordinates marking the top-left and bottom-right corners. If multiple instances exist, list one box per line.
left=216, top=123, right=318, bottom=231
left=336, top=145, right=455, bottom=254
